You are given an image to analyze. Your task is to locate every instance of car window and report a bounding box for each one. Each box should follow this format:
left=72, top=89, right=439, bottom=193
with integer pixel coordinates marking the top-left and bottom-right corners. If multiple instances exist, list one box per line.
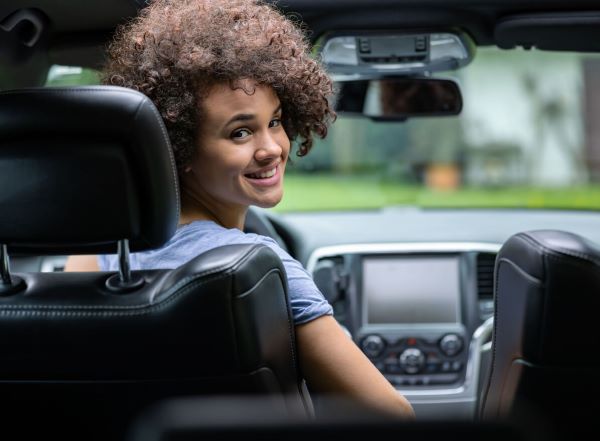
left=45, top=65, right=100, bottom=86
left=277, top=47, right=600, bottom=212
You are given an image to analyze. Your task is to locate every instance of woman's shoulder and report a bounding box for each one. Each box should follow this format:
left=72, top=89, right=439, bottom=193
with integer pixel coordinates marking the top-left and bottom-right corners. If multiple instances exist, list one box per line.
left=178, top=220, right=282, bottom=251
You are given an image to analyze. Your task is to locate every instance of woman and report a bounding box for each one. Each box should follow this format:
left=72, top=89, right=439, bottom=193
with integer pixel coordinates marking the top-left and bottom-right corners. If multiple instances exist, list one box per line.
left=66, top=0, right=414, bottom=419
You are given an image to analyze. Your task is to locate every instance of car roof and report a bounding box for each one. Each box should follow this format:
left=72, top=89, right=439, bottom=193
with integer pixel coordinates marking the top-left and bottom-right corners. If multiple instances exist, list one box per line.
left=2, top=0, right=600, bottom=88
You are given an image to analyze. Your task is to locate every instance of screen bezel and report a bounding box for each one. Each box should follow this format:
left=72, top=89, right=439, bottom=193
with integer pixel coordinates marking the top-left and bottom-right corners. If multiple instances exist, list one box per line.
left=361, top=254, right=463, bottom=326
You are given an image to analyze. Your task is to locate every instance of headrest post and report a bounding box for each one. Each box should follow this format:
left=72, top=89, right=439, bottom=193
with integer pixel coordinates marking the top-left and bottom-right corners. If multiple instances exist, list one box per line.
left=105, top=239, right=144, bottom=293
left=118, top=239, right=132, bottom=284
left=0, top=244, right=25, bottom=295
left=1, top=244, right=12, bottom=286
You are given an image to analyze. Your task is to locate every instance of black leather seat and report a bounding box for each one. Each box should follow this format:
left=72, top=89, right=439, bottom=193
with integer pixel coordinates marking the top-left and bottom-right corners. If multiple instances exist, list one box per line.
left=0, top=87, right=309, bottom=441
left=480, top=230, right=600, bottom=439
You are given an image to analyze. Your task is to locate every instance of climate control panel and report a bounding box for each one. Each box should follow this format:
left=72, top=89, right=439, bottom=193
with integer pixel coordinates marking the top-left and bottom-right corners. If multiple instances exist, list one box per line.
left=359, top=331, right=467, bottom=388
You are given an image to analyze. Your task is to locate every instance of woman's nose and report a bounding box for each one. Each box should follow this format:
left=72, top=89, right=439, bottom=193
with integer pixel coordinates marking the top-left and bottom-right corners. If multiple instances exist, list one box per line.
left=254, top=133, right=283, bottom=161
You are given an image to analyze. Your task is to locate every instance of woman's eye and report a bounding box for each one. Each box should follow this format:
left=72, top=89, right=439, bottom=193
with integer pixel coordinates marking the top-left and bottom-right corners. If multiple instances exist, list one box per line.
left=231, top=128, right=251, bottom=140
left=269, top=118, right=282, bottom=128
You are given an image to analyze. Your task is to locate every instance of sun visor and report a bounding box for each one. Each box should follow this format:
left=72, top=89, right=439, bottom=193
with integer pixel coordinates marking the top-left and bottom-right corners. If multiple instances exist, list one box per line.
left=495, top=12, right=600, bottom=52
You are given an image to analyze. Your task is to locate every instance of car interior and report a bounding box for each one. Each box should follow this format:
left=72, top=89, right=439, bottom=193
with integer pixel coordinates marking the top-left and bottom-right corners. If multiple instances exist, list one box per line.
left=1, top=0, right=599, bottom=440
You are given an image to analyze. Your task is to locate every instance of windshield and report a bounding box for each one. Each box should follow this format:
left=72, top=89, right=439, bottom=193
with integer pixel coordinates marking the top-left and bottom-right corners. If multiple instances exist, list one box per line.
left=42, top=47, right=600, bottom=213
left=276, top=47, right=600, bottom=212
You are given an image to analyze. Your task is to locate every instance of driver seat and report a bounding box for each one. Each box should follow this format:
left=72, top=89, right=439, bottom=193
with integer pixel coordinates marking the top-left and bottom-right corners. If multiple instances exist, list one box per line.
left=0, top=86, right=310, bottom=441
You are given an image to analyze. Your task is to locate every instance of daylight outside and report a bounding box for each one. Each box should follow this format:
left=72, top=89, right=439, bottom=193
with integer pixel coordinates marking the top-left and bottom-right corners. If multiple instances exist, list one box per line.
left=43, top=47, right=600, bottom=212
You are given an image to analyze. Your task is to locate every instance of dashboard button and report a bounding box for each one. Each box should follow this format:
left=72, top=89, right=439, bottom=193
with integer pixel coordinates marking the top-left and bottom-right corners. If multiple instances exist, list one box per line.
left=439, top=334, right=464, bottom=356
left=429, top=374, right=459, bottom=385
left=385, top=363, right=403, bottom=374
left=406, top=377, right=419, bottom=386
left=385, top=375, right=406, bottom=387
left=398, top=348, right=425, bottom=374
left=425, top=363, right=439, bottom=373
left=361, top=335, right=386, bottom=358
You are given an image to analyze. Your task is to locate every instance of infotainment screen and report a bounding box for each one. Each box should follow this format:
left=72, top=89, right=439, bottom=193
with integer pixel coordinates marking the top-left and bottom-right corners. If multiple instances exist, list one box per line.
left=363, top=256, right=461, bottom=324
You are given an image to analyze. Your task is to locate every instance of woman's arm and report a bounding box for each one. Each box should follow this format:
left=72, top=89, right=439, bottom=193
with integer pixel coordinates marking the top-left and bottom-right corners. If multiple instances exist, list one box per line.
left=295, top=315, right=415, bottom=419
left=63, top=255, right=100, bottom=272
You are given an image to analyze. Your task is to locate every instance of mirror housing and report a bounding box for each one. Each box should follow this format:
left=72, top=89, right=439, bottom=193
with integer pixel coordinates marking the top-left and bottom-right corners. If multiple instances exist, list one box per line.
left=319, top=31, right=474, bottom=79
left=335, top=77, right=463, bottom=120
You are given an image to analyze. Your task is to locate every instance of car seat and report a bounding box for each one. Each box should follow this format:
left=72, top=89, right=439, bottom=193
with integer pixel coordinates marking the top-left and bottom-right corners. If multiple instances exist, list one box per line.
left=480, top=230, right=600, bottom=440
left=0, top=86, right=310, bottom=441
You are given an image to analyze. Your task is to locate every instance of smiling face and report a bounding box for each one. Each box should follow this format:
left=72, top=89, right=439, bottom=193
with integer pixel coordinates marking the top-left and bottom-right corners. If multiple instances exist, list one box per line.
left=180, top=80, right=290, bottom=227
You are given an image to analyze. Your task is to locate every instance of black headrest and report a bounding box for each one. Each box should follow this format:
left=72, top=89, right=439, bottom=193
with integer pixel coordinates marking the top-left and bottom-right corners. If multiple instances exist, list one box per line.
left=0, top=86, right=179, bottom=254
left=494, top=229, right=600, bottom=366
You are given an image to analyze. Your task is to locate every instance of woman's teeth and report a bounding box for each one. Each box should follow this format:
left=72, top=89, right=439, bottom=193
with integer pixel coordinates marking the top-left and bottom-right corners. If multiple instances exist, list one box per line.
left=247, top=167, right=276, bottom=179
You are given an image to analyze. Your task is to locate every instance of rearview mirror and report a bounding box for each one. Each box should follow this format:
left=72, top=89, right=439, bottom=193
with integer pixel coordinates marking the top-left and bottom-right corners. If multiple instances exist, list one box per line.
left=335, top=78, right=463, bottom=120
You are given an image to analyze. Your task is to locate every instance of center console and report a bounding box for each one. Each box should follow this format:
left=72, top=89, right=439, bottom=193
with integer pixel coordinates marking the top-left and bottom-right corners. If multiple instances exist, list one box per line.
left=307, top=242, right=499, bottom=419
left=359, top=255, right=466, bottom=388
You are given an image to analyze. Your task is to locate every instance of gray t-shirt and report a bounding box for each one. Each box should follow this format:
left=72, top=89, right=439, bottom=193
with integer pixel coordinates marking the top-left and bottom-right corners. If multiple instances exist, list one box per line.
left=97, top=220, right=332, bottom=325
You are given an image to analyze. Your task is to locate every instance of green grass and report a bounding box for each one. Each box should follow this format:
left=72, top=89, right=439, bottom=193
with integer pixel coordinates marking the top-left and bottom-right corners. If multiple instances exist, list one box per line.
left=274, top=174, right=600, bottom=212
left=45, top=68, right=101, bottom=87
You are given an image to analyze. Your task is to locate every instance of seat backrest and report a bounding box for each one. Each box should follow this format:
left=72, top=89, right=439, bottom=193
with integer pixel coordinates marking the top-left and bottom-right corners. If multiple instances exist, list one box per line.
left=480, top=230, right=600, bottom=437
left=129, top=396, right=533, bottom=441
left=0, top=87, right=308, bottom=441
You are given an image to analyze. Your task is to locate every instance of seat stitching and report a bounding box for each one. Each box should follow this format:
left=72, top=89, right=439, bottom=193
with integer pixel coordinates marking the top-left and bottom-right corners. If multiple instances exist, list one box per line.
left=0, top=246, right=273, bottom=317
left=0, top=257, right=245, bottom=311
left=142, top=97, right=180, bottom=216
left=0, top=272, right=229, bottom=318
left=518, top=232, right=600, bottom=266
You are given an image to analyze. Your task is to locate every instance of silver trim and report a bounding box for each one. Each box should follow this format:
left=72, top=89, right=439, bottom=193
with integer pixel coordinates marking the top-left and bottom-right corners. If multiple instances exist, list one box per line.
left=307, top=242, right=501, bottom=273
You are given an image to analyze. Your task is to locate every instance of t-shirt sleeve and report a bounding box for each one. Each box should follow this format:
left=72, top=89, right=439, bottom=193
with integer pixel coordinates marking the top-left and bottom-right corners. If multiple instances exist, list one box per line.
left=252, top=235, right=333, bottom=325
left=97, top=254, right=110, bottom=271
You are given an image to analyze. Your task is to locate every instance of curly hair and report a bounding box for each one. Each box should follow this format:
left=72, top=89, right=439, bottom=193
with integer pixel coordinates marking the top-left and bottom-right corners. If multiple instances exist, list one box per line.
left=103, top=0, right=335, bottom=172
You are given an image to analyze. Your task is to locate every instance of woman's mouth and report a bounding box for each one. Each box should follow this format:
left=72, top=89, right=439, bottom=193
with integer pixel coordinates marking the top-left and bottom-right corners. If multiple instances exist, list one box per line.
left=245, top=166, right=277, bottom=179
left=244, top=164, right=282, bottom=187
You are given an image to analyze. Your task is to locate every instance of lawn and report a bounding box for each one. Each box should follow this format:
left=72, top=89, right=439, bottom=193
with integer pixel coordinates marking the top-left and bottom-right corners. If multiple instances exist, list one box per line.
left=274, top=174, right=600, bottom=212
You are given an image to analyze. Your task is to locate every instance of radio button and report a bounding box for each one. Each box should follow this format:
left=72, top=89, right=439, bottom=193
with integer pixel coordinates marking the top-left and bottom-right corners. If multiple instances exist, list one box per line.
left=439, top=334, right=463, bottom=356
left=361, top=335, right=385, bottom=358
left=425, top=363, right=439, bottom=373
left=385, top=363, right=403, bottom=374
left=398, top=348, right=425, bottom=374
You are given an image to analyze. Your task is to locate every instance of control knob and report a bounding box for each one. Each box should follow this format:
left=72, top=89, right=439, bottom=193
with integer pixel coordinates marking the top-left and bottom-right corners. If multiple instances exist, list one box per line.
left=398, top=348, right=425, bottom=374
left=439, top=334, right=463, bottom=357
left=361, top=335, right=385, bottom=358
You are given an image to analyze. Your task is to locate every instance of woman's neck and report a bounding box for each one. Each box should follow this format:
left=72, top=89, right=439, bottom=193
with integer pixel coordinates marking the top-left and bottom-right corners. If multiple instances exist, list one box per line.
left=179, top=189, right=247, bottom=230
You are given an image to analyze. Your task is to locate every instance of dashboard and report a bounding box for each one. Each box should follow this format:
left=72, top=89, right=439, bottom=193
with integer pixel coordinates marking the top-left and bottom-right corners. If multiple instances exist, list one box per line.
left=271, top=207, right=600, bottom=419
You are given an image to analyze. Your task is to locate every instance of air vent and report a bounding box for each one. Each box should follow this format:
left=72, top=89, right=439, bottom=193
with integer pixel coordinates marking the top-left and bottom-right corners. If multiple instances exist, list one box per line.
left=476, top=252, right=496, bottom=319
left=476, top=253, right=496, bottom=298
left=313, top=256, right=346, bottom=304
